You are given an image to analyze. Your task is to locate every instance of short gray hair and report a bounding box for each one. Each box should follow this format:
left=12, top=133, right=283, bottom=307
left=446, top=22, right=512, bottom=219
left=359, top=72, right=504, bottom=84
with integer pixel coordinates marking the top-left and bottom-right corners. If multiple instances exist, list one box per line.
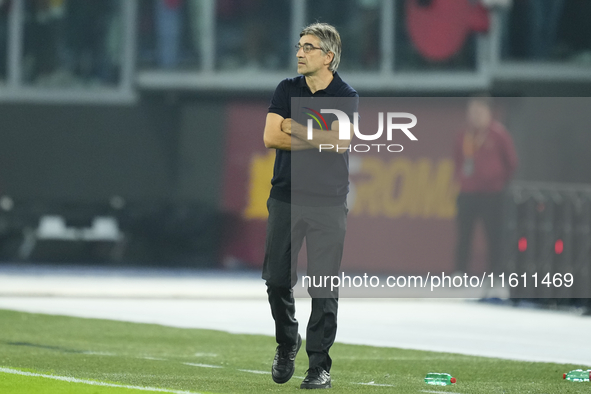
left=300, top=23, right=342, bottom=72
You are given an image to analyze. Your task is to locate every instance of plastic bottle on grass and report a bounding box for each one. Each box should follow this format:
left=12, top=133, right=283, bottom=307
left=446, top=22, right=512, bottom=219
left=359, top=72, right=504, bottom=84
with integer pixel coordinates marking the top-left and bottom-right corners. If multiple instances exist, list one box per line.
left=424, top=372, right=456, bottom=386
left=563, top=369, right=590, bottom=382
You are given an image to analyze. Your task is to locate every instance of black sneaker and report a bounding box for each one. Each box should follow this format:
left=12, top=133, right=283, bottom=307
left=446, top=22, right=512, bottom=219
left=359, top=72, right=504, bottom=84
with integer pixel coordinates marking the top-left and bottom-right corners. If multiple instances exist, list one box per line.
left=300, top=366, right=331, bottom=389
left=271, top=334, right=301, bottom=384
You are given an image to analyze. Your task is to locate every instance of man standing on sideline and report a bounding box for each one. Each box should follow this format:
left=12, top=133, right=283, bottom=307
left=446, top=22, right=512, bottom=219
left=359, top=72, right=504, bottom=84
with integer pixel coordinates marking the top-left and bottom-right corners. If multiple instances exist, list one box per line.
left=453, top=96, right=518, bottom=278
left=261, top=23, right=358, bottom=389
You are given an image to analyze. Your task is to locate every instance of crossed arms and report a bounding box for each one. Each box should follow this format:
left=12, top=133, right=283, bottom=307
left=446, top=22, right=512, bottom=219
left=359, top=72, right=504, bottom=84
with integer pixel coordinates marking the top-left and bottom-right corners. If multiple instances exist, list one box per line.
left=263, top=113, right=353, bottom=153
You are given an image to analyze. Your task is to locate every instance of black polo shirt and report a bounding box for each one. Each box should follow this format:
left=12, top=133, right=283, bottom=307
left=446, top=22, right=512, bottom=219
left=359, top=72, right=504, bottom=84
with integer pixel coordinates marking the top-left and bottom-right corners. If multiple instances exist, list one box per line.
left=268, top=72, right=358, bottom=206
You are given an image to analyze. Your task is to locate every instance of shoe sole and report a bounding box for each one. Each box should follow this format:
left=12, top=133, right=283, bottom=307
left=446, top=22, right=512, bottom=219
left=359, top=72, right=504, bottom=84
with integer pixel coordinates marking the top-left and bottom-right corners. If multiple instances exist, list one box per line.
left=272, top=334, right=302, bottom=384
left=300, top=381, right=332, bottom=389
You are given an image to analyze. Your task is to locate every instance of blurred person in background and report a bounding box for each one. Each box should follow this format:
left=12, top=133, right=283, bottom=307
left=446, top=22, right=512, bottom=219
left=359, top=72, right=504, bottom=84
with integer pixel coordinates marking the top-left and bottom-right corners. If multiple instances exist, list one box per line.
left=559, top=0, right=591, bottom=63
left=526, top=0, right=564, bottom=60
left=400, top=0, right=488, bottom=71
left=216, top=0, right=259, bottom=69
left=187, top=0, right=204, bottom=66
left=262, top=23, right=357, bottom=389
left=453, top=96, right=518, bottom=278
left=64, top=0, right=119, bottom=84
left=25, top=0, right=66, bottom=84
left=216, top=0, right=288, bottom=70
left=22, top=0, right=120, bottom=86
left=306, top=0, right=379, bottom=71
left=355, top=0, right=380, bottom=69
left=138, top=0, right=203, bottom=70
left=481, top=0, right=512, bottom=59
left=0, top=0, right=9, bottom=80
left=346, top=0, right=380, bottom=70
left=155, top=0, right=183, bottom=68
left=24, top=0, right=119, bottom=86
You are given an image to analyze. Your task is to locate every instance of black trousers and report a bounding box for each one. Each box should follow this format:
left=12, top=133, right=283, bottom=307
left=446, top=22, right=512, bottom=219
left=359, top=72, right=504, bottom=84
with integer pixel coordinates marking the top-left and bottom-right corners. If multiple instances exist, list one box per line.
left=455, top=192, right=504, bottom=274
left=262, top=197, right=347, bottom=372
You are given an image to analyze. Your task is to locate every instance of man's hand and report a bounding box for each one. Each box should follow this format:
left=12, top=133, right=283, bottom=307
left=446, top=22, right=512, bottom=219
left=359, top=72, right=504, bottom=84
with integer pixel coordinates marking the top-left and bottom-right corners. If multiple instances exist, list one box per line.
left=264, top=114, right=315, bottom=151
left=284, top=118, right=353, bottom=154
left=281, top=118, right=292, bottom=135
left=281, top=118, right=307, bottom=138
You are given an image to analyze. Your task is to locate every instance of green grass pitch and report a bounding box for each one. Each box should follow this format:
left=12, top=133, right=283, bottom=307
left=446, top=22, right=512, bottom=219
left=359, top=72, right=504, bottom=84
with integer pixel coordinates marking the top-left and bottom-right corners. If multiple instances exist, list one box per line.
left=0, top=309, right=589, bottom=393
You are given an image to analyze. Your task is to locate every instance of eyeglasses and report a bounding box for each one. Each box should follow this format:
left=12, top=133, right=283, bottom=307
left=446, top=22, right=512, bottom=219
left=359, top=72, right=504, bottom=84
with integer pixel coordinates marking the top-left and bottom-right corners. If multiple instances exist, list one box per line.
left=295, top=43, right=324, bottom=53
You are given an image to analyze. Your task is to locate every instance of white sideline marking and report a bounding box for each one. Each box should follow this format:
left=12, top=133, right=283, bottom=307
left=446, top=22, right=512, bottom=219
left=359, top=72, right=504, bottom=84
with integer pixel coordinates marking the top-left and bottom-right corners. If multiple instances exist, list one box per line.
left=0, top=367, right=201, bottom=394
left=356, top=381, right=395, bottom=387
left=182, top=362, right=222, bottom=369
left=81, top=351, right=116, bottom=356
left=421, top=390, right=462, bottom=394
left=142, top=357, right=166, bottom=361
left=194, top=353, right=218, bottom=357
left=237, top=369, right=271, bottom=375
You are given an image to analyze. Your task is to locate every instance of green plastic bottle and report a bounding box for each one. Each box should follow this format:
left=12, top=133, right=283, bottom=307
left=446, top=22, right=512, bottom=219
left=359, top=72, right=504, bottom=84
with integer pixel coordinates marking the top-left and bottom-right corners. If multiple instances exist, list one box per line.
left=563, top=369, right=590, bottom=382
left=424, top=372, right=456, bottom=386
